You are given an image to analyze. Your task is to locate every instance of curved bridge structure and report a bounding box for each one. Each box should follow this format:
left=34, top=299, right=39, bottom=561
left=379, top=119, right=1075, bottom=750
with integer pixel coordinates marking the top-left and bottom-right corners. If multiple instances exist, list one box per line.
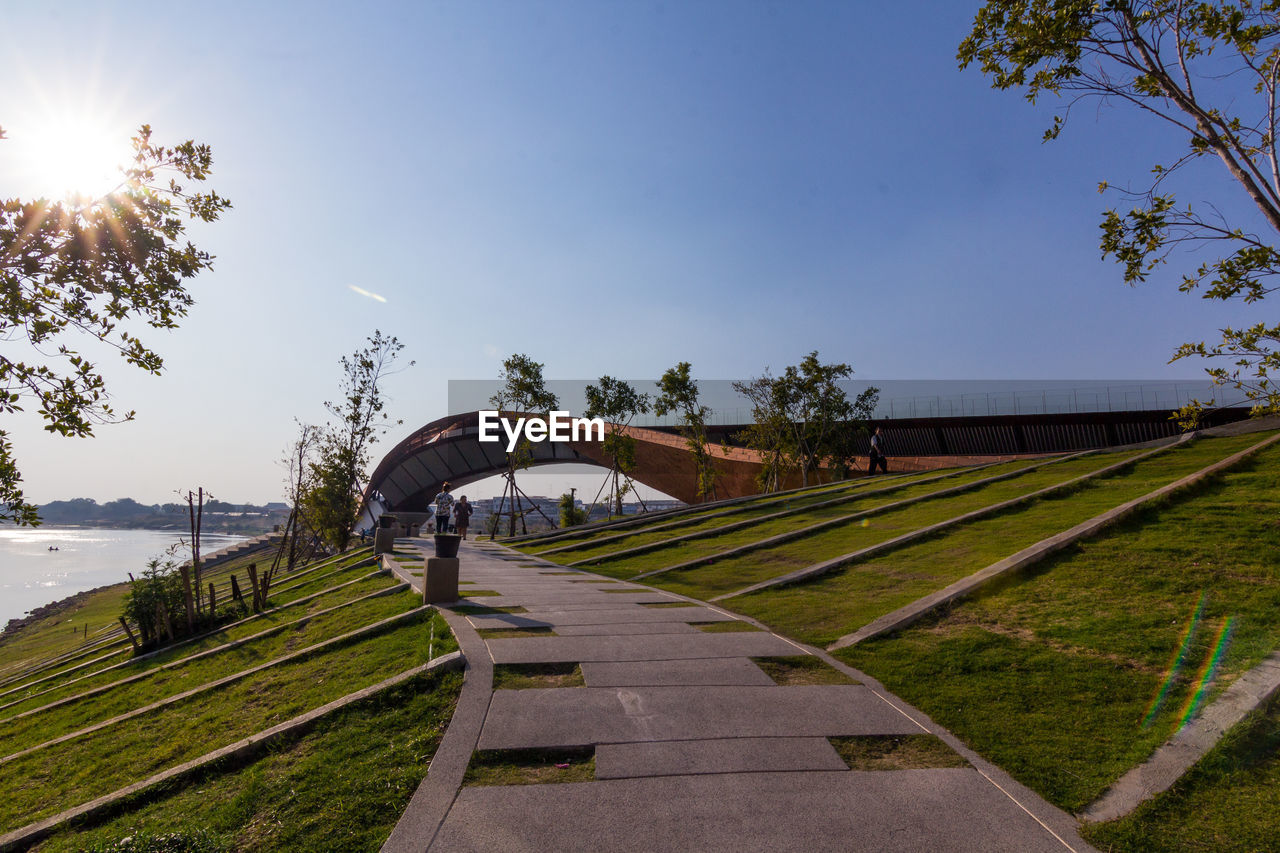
left=361, top=406, right=1248, bottom=526
left=359, top=410, right=1034, bottom=522
left=360, top=411, right=764, bottom=515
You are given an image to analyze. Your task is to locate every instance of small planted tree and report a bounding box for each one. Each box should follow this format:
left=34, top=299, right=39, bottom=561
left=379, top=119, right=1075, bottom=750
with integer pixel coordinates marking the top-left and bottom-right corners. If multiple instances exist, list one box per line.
left=558, top=492, right=588, bottom=527
left=489, top=353, right=559, bottom=535
left=120, top=545, right=244, bottom=651
left=655, top=362, right=719, bottom=501
left=584, top=375, right=651, bottom=516
left=781, top=352, right=879, bottom=485
left=307, top=331, right=410, bottom=551
left=733, top=372, right=796, bottom=493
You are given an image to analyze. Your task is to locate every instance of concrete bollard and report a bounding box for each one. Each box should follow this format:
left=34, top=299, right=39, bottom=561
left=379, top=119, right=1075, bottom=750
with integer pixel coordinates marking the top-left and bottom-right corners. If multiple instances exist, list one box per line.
left=374, top=528, right=397, bottom=555
left=424, top=557, right=460, bottom=604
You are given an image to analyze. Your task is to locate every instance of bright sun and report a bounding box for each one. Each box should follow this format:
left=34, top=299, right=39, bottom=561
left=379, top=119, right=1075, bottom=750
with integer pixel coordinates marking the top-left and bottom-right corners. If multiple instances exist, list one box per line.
left=8, top=110, right=131, bottom=200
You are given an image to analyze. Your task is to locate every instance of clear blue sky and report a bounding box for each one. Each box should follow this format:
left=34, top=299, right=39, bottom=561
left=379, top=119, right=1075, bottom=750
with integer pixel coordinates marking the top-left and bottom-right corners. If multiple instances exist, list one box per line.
left=0, top=1, right=1261, bottom=505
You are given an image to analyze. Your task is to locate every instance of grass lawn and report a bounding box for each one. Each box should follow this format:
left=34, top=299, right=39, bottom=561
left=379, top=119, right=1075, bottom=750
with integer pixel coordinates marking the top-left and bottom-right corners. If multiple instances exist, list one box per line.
left=0, top=586, right=419, bottom=755
left=0, top=608, right=455, bottom=834
left=1, top=572, right=399, bottom=712
left=722, top=432, right=1265, bottom=646
left=517, top=476, right=893, bottom=553
left=464, top=747, right=595, bottom=786
left=34, top=667, right=464, bottom=853
left=525, top=468, right=973, bottom=559
left=834, top=440, right=1280, bottom=813
left=0, top=583, right=134, bottom=679
left=564, top=457, right=1113, bottom=580
left=547, top=461, right=1056, bottom=569
left=1081, top=694, right=1280, bottom=853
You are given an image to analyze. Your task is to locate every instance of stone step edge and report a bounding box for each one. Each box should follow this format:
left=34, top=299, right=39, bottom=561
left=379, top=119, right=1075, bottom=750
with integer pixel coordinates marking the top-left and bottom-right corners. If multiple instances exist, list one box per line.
left=0, top=593, right=418, bottom=766
left=563, top=465, right=1026, bottom=568
left=1079, top=649, right=1280, bottom=822
left=827, top=430, right=1280, bottom=650
left=0, top=580, right=408, bottom=723
left=0, top=650, right=464, bottom=853
left=635, top=451, right=1123, bottom=582
left=534, top=469, right=928, bottom=556
left=714, top=435, right=1192, bottom=603
left=0, top=562, right=383, bottom=704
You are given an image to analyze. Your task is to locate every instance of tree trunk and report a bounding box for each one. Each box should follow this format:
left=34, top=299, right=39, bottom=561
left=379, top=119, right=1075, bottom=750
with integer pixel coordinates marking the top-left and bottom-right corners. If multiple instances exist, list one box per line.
left=118, top=617, right=140, bottom=653
left=247, top=563, right=262, bottom=613
left=178, top=563, right=195, bottom=632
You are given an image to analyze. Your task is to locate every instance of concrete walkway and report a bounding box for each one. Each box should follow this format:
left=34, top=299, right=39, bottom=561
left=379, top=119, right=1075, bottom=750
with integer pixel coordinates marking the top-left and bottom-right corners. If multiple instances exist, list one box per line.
left=383, top=539, right=1097, bottom=853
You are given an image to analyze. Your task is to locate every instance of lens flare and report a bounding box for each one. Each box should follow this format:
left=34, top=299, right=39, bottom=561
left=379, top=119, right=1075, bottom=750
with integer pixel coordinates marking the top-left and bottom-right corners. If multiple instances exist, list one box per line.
left=1142, top=593, right=1205, bottom=728
left=1179, top=617, right=1235, bottom=729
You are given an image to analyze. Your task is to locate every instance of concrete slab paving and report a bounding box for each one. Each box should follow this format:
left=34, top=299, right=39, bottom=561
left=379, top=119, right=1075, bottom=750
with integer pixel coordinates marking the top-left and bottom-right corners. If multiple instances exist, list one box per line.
left=386, top=541, right=1095, bottom=853
left=550, top=622, right=702, bottom=636
left=477, top=685, right=923, bottom=749
left=581, top=658, right=778, bottom=688
left=431, top=771, right=1075, bottom=852
left=486, top=631, right=801, bottom=664
left=595, top=736, right=848, bottom=779
left=471, top=606, right=732, bottom=626
left=468, top=591, right=672, bottom=606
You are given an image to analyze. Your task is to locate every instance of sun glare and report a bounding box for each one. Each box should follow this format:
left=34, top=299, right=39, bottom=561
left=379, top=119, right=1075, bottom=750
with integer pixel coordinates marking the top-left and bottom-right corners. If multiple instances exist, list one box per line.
left=7, top=110, right=131, bottom=200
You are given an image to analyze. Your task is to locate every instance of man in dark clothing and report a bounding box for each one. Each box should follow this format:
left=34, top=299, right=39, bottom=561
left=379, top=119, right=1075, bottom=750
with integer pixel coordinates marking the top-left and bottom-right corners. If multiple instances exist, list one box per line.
left=868, top=426, right=888, bottom=475
left=453, top=496, right=474, bottom=539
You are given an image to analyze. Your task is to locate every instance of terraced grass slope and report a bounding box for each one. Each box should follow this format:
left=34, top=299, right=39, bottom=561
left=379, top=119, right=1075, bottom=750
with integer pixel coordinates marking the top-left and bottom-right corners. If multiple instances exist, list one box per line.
left=0, top=547, right=463, bottom=851
left=511, top=427, right=1280, bottom=846
left=836, top=438, right=1280, bottom=814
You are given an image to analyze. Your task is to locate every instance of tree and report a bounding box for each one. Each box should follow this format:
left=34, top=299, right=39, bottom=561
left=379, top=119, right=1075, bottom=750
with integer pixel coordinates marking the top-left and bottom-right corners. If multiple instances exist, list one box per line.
left=780, top=352, right=876, bottom=486
left=733, top=372, right=796, bottom=493
left=278, top=421, right=323, bottom=573
left=1, top=124, right=231, bottom=523
left=584, top=375, right=651, bottom=515
left=654, top=361, right=720, bottom=501
left=489, top=354, right=559, bottom=535
left=733, top=354, right=879, bottom=490
left=961, top=2, right=1280, bottom=421
left=306, top=331, right=410, bottom=552
left=558, top=492, right=588, bottom=527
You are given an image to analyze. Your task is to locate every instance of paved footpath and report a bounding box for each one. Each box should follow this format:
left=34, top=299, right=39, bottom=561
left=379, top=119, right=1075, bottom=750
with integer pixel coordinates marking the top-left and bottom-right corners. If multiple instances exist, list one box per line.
left=383, top=540, right=1097, bottom=853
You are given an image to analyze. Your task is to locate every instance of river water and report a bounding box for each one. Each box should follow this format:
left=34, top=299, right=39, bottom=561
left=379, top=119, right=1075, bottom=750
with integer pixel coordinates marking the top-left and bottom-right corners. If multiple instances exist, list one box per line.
left=0, top=527, right=251, bottom=628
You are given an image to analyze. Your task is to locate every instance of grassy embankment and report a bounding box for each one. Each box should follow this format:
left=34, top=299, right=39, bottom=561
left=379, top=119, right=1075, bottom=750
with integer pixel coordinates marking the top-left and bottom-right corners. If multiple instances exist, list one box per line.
left=0, top=545, right=462, bottom=852
left=524, top=459, right=1066, bottom=576
left=829, top=438, right=1280, bottom=817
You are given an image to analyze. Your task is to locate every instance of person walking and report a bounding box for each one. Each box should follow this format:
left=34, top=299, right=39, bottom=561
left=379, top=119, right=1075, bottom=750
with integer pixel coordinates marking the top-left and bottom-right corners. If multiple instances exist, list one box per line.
left=454, top=495, right=474, bottom=540
left=868, top=426, right=888, bottom=475
left=433, top=482, right=456, bottom=534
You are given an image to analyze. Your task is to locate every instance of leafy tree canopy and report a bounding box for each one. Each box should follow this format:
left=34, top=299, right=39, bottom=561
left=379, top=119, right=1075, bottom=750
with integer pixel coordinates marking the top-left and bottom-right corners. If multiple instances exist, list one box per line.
left=960, top=1, right=1280, bottom=419
left=1, top=124, right=230, bottom=523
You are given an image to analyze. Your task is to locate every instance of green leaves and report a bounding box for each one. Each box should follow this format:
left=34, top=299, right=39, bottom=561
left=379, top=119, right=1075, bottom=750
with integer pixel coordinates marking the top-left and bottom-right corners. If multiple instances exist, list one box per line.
left=308, top=331, right=409, bottom=552
left=655, top=361, right=720, bottom=500
left=965, top=1, right=1280, bottom=415
left=0, top=124, right=231, bottom=523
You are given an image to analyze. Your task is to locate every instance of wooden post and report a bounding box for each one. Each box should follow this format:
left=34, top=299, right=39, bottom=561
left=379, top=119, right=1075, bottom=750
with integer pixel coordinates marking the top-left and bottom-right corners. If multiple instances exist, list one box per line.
left=178, top=563, right=196, bottom=632
left=259, top=570, right=270, bottom=610
left=118, top=617, right=140, bottom=653
left=208, top=582, right=217, bottom=618
left=195, top=487, right=205, bottom=612
left=230, top=574, right=244, bottom=605
left=246, top=563, right=262, bottom=613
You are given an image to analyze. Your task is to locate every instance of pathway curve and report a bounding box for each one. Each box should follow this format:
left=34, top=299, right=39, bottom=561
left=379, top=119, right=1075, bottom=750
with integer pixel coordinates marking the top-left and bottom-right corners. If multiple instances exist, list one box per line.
left=383, top=539, right=1097, bottom=853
